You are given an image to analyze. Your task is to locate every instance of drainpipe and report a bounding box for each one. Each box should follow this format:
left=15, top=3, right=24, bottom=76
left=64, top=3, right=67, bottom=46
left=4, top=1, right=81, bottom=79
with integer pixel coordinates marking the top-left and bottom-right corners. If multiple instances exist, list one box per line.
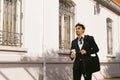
left=43, top=0, right=46, bottom=80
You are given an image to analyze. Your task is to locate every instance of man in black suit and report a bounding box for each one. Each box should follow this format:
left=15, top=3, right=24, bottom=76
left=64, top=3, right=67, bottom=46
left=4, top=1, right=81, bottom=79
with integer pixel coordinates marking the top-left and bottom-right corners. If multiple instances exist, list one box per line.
left=70, top=23, right=99, bottom=80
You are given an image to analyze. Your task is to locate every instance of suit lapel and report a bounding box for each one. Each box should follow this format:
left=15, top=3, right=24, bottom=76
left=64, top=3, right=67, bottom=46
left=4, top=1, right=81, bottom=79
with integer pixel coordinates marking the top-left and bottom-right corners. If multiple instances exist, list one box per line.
left=81, top=35, right=87, bottom=49
left=74, top=38, right=80, bottom=51
left=74, top=35, right=88, bottom=50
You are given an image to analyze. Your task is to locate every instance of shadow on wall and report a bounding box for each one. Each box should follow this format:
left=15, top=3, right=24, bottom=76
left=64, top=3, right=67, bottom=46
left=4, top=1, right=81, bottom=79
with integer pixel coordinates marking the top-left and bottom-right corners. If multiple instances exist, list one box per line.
left=91, top=52, right=120, bottom=79
left=46, top=62, right=73, bottom=80
left=43, top=49, right=59, bottom=57
left=0, top=62, right=43, bottom=80
left=0, top=71, right=10, bottom=80
left=116, top=52, right=120, bottom=60
left=42, top=49, right=73, bottom=80
left=1, top=54, right=119, bottom=80
left=99, top=52, right=120, bottom=78
left=20, top=50, right=73, bottom=80
left=0, top=51, right=119, bottom=80
left=21, top=50, right=120, bottom=80
left=20, top=56, right=44, bottom=80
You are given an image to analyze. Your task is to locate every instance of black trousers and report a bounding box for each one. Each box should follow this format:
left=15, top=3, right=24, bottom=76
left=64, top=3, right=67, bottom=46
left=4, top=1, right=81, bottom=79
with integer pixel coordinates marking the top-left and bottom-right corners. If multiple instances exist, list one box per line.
left=73, top=61, right=92, bottom=80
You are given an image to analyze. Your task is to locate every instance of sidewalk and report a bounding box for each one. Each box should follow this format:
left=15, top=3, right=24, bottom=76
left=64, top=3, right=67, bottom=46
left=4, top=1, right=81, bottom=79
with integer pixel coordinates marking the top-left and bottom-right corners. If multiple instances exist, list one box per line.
left=103, top=78, right=120, bottom=80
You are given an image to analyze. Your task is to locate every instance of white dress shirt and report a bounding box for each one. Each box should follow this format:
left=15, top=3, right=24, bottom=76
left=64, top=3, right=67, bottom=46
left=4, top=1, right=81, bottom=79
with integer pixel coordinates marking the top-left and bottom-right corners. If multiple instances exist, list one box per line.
left=78, top=35, right=85, bottom=50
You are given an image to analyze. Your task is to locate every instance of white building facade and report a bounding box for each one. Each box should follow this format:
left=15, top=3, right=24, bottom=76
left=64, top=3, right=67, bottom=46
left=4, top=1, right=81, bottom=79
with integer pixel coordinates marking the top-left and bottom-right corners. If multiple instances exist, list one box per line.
left=0, top=0, right=119, bottom=80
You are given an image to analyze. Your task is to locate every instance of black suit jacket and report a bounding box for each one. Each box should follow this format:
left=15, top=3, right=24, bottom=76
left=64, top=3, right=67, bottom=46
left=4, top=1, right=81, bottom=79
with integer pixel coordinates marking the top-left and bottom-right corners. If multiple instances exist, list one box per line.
left=70, top=35, right=99, bottom=73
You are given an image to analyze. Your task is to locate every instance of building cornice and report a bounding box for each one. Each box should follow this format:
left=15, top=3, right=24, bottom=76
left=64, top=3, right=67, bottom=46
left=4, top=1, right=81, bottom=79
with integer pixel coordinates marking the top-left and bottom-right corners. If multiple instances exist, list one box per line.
left=94, top=0, right=120, bottom=15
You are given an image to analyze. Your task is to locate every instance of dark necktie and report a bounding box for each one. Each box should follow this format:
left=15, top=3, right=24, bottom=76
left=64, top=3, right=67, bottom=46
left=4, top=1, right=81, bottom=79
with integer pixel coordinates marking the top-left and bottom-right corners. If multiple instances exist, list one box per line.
left=79, top=37, right=83, bottom=45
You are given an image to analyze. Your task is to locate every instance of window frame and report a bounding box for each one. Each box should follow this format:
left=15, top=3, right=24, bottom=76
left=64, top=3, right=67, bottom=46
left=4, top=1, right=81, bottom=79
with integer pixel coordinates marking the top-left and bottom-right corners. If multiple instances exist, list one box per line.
left=106, top=18, right=113, bottom=56
left=59, top=0, right=75, bottom=51
left=0, top=0, right=23, bottom=47
left=0, top=0, right=26, bottom=53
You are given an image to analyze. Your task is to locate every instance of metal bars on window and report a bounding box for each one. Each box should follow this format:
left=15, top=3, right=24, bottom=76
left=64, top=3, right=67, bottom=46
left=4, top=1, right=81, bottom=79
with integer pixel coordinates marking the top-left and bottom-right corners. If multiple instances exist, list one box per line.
left=0, top=0, right=22, bottom=47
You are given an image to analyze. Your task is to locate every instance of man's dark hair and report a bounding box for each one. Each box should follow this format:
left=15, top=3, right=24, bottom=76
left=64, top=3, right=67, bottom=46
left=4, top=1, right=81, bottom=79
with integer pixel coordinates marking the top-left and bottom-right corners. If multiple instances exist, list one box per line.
left=75, top=23, right=85, bottom=30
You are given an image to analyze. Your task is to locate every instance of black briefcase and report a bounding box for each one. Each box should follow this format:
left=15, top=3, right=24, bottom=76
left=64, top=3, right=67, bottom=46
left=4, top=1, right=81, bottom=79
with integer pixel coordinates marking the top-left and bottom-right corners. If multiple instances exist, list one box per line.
left=84, top=53, right=100, bottom=73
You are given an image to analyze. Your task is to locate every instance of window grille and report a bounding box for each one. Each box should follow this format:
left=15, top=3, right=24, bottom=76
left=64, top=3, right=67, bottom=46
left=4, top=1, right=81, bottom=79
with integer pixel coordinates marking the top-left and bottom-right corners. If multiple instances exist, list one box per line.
left=0, top=0, right=22, bottom=47
left=59, top=0, right=75, bottom=50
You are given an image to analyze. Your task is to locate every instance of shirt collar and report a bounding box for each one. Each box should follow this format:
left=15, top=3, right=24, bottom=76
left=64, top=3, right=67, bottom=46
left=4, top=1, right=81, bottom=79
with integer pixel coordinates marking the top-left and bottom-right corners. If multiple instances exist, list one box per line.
left=78, top=34, right=85, bottom=40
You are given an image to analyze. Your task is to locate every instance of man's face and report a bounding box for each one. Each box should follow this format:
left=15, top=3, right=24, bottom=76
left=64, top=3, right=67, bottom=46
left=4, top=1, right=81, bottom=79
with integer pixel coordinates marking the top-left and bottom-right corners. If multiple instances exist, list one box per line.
left=76, top=26, right=84, bottom=36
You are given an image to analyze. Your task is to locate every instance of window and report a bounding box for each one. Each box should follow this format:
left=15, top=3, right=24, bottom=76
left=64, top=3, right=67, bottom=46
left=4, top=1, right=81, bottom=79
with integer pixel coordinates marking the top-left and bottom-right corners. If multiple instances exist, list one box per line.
left=94, top=2, right=100, bottom=15
left=106, top=18, right=113, bottom=55
left=0, top=0, right=22, bottom=47
left=59, top=0, right=75, bottom=50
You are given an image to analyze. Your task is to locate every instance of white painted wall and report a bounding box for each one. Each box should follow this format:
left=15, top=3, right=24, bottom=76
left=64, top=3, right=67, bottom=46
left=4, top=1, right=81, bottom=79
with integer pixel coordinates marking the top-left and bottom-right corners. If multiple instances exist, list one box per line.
left=43, top=0, right=59, bottom=55
left=23, top=0, right=59, bottom=57
left=73, top=0, right=120, bottom=61
left=0, top=0, right=119, bottom=79
left=96, top=7, right=120, bottom=60
left=0, top=0, right=119, bottom=60
left=24, top=0, right=44, bottom=56
left=23, top=0, right=120, bottom=60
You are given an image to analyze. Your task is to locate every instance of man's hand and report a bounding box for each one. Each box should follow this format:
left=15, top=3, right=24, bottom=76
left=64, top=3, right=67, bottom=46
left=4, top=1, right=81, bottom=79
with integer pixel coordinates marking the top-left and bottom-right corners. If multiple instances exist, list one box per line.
left=70, top=52, right=76, bottom=58
left=80, top=49, right=86, bottom=55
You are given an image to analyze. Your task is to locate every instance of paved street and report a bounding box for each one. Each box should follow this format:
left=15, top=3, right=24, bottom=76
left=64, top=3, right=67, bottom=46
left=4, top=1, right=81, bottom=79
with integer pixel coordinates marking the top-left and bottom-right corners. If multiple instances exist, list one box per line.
left=103, top=78, right=120, bottom=80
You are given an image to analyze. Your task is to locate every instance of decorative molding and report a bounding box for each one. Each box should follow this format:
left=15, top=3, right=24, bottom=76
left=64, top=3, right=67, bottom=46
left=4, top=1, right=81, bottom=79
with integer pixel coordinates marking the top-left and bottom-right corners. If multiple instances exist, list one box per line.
left=0, top=46, right=27, bottom=52
left=94, top=0, right=120, bottom=15
left=60, top=0, right=76, bottom=7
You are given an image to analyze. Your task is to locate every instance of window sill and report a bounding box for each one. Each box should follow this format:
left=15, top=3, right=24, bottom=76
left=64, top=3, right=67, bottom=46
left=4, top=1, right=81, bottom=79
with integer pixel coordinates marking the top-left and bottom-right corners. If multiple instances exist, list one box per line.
left=58, top=49, right=70, bottom=55
left=0, top=46, right=27, bottom=53
left=107, top=55, right=116, bottom=58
